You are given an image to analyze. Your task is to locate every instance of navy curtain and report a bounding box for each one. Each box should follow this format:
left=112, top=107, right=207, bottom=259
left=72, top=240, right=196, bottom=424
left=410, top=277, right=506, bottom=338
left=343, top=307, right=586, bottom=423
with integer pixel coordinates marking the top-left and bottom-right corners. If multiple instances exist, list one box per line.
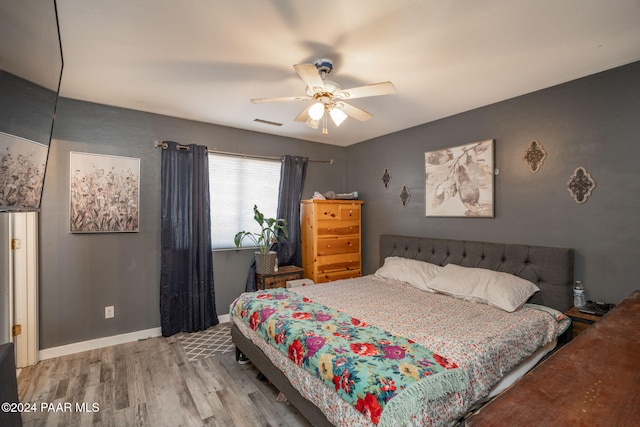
left=276, top=155, right=308, bottom=267
left=245, top=155, right=308, bottom=291
left=160, top=141, right=218, bottom=336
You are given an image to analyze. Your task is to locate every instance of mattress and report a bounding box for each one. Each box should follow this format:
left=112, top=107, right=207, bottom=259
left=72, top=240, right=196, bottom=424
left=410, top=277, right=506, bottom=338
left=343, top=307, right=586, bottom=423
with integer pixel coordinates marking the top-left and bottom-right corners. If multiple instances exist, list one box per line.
left=231, top=275, right=569, bottom=426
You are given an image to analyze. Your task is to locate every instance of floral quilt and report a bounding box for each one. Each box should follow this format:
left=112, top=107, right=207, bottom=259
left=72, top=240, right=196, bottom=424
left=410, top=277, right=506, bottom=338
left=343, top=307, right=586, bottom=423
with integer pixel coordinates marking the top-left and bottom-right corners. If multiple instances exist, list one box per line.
left=231, top=289, right=468, bottom=426
left=231, top=276, right=570, bottom=426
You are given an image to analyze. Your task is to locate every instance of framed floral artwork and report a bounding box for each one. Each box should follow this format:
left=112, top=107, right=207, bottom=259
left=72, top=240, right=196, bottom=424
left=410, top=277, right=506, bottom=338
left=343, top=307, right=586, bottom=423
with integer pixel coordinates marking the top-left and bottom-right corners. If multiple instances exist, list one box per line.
left=70, top=151, right=140, bottom=232
left=424, top=139, right=494, bottom=217
left=0, top=132, right=48, bottom=210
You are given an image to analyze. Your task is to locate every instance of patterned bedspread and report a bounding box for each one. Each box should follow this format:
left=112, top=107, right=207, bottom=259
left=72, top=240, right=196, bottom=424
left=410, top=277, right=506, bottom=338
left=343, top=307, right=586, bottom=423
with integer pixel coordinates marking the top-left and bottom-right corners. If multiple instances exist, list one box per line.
left=232, top=290, right=468, bottom=425
left=230, top=275, right=569, bottom=426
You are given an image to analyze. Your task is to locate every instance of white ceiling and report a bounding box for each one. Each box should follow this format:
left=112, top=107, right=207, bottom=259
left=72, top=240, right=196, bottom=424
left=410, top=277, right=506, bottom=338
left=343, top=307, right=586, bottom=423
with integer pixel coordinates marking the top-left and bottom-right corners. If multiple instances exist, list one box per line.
left=52, top=0, right=640, bottom=147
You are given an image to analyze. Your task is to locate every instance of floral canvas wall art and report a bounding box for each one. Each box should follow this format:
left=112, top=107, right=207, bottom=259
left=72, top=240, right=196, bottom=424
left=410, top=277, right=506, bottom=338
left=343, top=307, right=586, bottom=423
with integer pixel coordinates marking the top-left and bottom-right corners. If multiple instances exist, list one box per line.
left=0, top=132, right=48, bottom=210
left=424, top=139, right=494, bottom=217
left=70, top=152, right=140, bottom=232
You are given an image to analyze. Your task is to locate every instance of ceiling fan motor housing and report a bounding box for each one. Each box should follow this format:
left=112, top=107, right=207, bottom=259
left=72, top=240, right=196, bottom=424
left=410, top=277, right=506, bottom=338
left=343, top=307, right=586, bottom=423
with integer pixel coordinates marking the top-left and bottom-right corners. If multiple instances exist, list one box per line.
left=314, top=58, right=333, bottom=77
left=306, top=80, right=341, bottom=97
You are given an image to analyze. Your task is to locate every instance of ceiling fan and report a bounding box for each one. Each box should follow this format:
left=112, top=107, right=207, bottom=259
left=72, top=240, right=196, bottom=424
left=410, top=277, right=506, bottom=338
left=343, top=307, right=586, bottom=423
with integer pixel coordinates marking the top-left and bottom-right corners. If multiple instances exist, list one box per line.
left=251, top=59, right=396, bottom=135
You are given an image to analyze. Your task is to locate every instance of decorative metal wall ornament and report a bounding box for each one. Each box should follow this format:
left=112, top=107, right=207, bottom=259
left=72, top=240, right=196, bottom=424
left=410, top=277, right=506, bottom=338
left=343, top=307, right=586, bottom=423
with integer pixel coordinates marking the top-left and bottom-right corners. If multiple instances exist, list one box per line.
left=566, top=166, right=596, bottom=204
left=524, top=140, right=547, bottom=173
left=399, top=185, right=411, bottom=207
left=381, top=168, right=391, bottom=188
left=424, top=139, right=494, bottom=217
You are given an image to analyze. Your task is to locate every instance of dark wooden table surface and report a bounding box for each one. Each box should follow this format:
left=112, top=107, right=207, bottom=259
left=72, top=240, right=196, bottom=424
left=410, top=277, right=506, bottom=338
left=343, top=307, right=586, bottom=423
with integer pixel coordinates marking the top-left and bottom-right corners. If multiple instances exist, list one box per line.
left=467, top=290, right=640, bottom=427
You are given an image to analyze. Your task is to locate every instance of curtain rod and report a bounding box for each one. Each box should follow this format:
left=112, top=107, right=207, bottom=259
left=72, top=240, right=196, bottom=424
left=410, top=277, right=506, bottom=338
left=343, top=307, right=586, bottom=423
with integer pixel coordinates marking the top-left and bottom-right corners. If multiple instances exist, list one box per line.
left=153, top=141, right=333, bottom=164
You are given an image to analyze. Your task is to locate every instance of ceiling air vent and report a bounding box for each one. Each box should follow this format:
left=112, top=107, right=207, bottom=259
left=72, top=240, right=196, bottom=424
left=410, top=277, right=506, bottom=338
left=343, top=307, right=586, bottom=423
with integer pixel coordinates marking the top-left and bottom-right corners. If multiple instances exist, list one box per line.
left=254, top=118, right=282, bottom=127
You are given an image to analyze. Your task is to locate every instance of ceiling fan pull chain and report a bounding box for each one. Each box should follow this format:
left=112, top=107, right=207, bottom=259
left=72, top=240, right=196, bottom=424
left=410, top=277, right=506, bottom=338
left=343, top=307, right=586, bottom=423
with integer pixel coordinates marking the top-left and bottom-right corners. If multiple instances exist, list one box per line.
left=322, top=106, right=328, bottom=135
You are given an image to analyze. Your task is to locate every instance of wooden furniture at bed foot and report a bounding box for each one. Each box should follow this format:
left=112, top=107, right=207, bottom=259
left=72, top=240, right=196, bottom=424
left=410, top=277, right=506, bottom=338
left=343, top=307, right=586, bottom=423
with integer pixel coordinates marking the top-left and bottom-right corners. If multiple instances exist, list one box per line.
left=301, top=199, right=363, bottom=283
left=466, top=290, right=640, bottom=427
left=255, top=265, right=303, bottom=290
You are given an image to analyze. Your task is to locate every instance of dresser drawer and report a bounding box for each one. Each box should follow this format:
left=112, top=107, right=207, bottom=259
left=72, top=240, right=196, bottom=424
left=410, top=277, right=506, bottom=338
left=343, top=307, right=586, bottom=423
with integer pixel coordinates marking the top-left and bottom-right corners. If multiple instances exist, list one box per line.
left=316, top=220, right=360, bottom=237
left=316, top=253, right=360, bottom=274
left=338, top=204, right=360, bottom=220
left=572, top=320, right=591, bottom=337
left=315, top=269, right=361, bottom=283
left=316, top=204, right=341, bottom=220
left=255, top=266, right=303, bottom=290
left=316, top=237, right=359, bottom=256
left=316, top=203, right=361, bottom=221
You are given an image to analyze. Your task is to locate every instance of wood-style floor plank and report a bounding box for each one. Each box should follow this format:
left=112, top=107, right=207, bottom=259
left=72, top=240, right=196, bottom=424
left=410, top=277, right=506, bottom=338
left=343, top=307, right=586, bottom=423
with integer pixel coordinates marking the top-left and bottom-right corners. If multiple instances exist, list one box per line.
left=18, top=333, right=312, bottom=426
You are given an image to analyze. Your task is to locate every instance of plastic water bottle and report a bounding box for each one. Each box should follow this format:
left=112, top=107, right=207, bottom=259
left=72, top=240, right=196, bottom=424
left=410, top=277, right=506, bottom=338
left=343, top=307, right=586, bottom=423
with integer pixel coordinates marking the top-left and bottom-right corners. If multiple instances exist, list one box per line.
left=573, top=281, right=585, bottom=307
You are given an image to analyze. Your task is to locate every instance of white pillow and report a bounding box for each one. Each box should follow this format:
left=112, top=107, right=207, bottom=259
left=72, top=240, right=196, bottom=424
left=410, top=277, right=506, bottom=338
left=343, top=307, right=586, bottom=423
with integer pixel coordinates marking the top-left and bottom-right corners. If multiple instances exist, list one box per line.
left=374, top=257, right=443, bottom=292
left=427, top=264, right=540, bottom=312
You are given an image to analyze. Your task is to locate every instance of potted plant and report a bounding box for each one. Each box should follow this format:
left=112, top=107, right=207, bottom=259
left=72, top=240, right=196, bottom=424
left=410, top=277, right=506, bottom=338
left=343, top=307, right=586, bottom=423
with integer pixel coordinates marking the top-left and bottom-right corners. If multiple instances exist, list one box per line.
left=234, top=205, right=288, bottom=274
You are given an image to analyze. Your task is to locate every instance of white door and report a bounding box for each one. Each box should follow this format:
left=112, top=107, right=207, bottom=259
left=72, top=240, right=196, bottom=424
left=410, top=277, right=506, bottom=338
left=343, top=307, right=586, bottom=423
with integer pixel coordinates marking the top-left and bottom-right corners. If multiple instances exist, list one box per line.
left=0, top=212, right=38, bottom=367
left=0, top=214, right=10, bottom=345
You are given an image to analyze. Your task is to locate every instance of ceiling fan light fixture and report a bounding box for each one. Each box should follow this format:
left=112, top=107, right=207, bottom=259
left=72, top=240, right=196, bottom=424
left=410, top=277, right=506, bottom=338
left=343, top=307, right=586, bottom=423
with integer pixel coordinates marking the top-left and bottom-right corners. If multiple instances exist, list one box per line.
left=329, top=107, right=348, bottom=127
left=308, top=102, right=325, bottom=120
left=305, top=117, right=319, bottom=129
left=251, top=58, right=395, bottom=136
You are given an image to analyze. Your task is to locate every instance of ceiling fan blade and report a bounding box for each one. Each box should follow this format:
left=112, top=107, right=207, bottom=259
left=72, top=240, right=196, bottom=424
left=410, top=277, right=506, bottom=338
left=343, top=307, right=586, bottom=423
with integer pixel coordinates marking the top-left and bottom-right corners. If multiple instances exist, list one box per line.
left=294, top=63, right=325, bottom=93
left=294, top=104, right=313, bottom=122
left=337, top=102, right=373, bottom=121
left=251, top=95, right=311, bottom=104
left=335, top=81, right=396, bottom=100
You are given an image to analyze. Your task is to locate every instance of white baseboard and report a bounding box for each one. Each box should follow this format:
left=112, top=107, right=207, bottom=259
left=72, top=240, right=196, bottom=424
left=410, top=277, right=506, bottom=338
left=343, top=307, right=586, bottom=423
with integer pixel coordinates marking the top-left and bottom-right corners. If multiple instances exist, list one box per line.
left=39, top=327, right=162, bottom=360
left=39, top=315, right=231, bottom=361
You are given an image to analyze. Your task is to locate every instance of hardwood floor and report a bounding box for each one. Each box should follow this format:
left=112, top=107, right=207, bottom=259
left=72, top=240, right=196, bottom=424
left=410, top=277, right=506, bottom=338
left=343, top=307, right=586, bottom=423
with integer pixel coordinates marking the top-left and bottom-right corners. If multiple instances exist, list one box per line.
left=17, top=334, right=312, bottom=426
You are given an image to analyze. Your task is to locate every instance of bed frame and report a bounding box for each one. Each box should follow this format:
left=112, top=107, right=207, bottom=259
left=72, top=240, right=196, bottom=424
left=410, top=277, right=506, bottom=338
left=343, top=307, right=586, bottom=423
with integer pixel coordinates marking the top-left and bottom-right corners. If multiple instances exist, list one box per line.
left=231, top=235, right=574, bottom=426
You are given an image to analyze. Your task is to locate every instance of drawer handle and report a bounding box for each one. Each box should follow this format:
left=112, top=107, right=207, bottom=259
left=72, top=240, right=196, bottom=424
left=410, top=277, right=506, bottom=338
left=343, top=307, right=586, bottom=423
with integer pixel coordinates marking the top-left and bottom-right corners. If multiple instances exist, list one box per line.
left=327, top=244, right=331, bottom=248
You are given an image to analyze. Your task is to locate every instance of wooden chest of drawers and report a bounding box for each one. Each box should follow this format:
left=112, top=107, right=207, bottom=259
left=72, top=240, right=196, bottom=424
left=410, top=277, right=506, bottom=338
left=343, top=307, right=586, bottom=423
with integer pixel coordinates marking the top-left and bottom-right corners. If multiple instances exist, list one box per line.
left=301, top=199, right=364, bottom=283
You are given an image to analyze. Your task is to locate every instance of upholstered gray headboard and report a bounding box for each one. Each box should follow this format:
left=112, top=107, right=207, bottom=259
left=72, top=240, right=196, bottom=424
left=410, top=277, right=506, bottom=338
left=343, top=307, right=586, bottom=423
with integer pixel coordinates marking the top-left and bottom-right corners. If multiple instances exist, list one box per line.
left=380, top=235, right=574, bottom=312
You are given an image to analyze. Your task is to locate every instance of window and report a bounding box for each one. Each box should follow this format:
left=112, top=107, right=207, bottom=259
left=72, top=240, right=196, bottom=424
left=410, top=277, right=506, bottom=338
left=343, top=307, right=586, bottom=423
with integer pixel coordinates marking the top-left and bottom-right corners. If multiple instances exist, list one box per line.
left=208, top=153, right=281, bottom=249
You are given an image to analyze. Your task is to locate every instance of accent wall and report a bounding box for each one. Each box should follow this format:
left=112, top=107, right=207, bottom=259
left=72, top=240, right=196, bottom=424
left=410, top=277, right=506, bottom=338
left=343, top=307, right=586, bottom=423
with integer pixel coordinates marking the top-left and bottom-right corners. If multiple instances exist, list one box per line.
left=346, top=61, right=640, bottom=305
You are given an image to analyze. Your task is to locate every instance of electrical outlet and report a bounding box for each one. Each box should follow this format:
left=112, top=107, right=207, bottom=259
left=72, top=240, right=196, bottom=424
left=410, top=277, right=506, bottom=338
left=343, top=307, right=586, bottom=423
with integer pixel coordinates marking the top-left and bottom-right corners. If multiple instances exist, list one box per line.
left=105, top=306, right=114, bottom=319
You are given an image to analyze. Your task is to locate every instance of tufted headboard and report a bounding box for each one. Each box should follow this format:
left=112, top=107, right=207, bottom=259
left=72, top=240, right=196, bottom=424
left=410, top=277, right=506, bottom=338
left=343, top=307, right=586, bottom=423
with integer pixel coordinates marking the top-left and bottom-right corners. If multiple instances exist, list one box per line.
left=380, top=235, right=574, bottom=312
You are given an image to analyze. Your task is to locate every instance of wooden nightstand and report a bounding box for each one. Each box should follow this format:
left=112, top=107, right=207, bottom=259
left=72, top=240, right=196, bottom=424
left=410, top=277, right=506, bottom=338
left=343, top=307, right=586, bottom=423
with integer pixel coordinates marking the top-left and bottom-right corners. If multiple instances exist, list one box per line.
left=255, top=265, right=304, bottom=290
left=564, top=306, right=602, bottom=340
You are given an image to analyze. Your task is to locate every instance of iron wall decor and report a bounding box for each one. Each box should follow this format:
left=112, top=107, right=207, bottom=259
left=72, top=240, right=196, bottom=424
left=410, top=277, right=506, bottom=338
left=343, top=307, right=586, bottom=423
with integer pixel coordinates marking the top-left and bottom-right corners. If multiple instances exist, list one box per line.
left=524, top=140, right=547, bottom=173
left=399, top=185, right=410, bottom=207
left=70, top=151, right=140, bottom=233
left=0, top=132, right=48, bottom=210
left=382, top=168, right=391, bottom=188
left=567, top=166, right=596, bottom=204
left=424, top=139, right=494, bottom=217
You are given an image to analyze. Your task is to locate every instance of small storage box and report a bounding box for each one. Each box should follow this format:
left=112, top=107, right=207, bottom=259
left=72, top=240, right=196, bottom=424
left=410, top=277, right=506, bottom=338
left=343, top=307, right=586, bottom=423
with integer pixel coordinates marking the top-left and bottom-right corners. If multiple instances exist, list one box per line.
left=286, top=278, right=315, bottom=288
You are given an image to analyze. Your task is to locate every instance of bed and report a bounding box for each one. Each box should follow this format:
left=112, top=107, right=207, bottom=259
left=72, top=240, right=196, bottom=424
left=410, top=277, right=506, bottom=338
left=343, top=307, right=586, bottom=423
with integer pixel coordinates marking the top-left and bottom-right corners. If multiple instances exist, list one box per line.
left=230, top=235, right=574, bottom=426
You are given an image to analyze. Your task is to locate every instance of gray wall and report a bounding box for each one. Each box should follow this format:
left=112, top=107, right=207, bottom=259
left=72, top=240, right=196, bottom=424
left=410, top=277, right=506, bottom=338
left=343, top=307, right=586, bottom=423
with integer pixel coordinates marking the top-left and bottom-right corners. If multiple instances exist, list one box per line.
left=346, top=61, right=640, bottom=305
left=40, top=61, right=639, bottom=349
left=0, top=71, right=57, bottom=145
left=40, top=98, right=346, bottom=349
